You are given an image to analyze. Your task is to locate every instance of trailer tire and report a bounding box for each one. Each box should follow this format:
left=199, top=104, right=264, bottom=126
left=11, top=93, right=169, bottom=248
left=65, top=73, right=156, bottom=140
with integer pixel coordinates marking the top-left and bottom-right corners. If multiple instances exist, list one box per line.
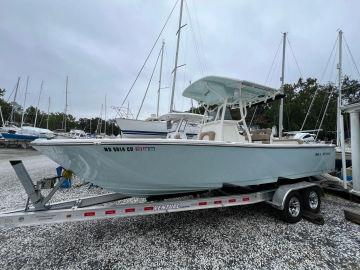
left=303, top=188, right=321, bottom=213
left=281, top=191, right=303, bottom=223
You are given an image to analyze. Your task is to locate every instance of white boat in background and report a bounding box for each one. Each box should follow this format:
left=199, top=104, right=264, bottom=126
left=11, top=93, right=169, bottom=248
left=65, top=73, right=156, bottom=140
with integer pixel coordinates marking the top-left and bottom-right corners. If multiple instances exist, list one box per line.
left=158, top=112, right=203, bottom=139
left=69, top=129, right=87, bottom=139
left=0, top=125, right=20, bottom=134
left=116, top=113, right=201, bottom=139
left=116, top=116, right=167, bottom=138
left=284, top=130, right=318, bottom=143
left=32, top=76, right=335, bottom=197
left=2, top=126, right=54, bottom=141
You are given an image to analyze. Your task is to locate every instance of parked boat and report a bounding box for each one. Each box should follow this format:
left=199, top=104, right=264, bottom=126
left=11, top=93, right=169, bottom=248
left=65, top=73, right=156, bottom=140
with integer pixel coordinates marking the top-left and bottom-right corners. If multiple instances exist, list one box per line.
left=116, top=117, right=167, bottom=138
left=32, top=76, right=335, bottom=197
left=117, top=113, right=201, bottom=139
left=69, top=129, right=87, bottom=139
left=2, top=126, right=54, bottom=141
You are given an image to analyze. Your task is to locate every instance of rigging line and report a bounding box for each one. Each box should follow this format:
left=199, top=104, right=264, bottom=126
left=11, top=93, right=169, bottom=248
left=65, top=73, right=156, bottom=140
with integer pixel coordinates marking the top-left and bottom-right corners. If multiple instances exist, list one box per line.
left=136, top=46, right=163, bottom=119
left=315, top=45, right=339, bottom=131
left=300, top=81, right=318, bottom=131
left=320, top=36, right=338, bottom=83
left=121, top=0, right=179, bottom=106
left=286, top=37, right=303, bottom=78
left=190, top=0, right=208, bottom=72
left=6, top=80, right=19, bottom=103
left=300, top=37, right=337, bottom=131
left=343, top=42, right=356, bottom=78
left=344, top=36, right=360, bottom=79
left=328, top=42, right=338, bottom=83
left=315, top=90, right=335, bottom=139
left=314, top=86, right=330, bottom=129
left=264, top=39, right=282, bottom=84
left=184, top=0, right=205, bottom=75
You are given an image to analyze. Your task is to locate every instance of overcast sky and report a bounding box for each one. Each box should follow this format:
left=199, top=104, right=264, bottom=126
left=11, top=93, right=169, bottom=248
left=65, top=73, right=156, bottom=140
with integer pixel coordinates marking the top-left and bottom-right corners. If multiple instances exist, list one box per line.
left=1, top=0, right=359, bottom=119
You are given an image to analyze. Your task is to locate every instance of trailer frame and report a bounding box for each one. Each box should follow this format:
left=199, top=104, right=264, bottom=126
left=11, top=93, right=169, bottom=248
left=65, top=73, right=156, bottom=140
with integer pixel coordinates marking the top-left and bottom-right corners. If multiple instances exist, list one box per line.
left=0, top=160, right=322, bottom=228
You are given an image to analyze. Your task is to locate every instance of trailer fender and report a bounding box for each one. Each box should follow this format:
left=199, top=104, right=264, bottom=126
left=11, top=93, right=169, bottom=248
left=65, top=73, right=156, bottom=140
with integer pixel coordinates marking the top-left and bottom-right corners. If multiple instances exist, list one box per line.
left=267, top=182, right=320, bottom=210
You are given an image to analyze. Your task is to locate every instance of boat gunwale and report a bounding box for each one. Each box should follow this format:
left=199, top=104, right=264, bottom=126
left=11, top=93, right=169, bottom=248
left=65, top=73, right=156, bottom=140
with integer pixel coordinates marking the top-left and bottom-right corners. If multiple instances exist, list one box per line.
left=31, top=139, right=336, bottom=149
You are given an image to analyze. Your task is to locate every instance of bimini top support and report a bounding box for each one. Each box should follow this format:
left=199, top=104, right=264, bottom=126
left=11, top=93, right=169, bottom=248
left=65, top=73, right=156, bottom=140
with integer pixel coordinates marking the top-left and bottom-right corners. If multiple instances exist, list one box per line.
left=182, top=76, right=283, bottom=107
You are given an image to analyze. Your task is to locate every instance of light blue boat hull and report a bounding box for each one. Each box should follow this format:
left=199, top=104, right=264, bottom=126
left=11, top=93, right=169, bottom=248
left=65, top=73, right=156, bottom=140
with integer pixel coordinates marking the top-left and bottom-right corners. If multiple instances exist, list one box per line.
left=32, top=139, right=335, bottom=196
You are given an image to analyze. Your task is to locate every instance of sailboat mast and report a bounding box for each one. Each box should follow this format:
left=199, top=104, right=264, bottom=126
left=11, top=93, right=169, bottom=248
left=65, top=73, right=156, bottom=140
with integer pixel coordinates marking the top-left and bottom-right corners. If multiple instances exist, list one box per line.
left=169, top=0, right=184, bottom=112
left=337, top=30, right=343, bottom=146
left=64, top=76, right=69, bottom=132
left=337, top=29, right=347, bottom=188
left=21, top=76, right=30, bottom=127
left=0, top=106, right=4, bottom=127
left=97, top=104, right=103, bottom=134
left=279, top=32, right=286, bottom=139
left=47, top=96, right=50, bottom=130
left=157, top=40, right=165, bottom=117
left=10, top=77, right=21, bottom=123
left=13, top=77, right=20, bottom=103
left=104, top=94, right=107, bottom=135
left=34, top=80, right=44, bottom=127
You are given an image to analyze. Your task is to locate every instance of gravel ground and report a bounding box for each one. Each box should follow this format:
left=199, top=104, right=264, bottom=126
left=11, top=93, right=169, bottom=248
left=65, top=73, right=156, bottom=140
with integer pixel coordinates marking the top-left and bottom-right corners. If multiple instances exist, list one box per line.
left=0, top=149, right=359, bottom=270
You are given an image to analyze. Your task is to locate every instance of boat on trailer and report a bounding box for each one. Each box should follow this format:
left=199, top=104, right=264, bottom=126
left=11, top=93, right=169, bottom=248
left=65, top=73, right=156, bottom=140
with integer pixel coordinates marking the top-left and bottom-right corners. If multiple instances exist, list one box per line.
left=31, top=76, right=335, bottom=197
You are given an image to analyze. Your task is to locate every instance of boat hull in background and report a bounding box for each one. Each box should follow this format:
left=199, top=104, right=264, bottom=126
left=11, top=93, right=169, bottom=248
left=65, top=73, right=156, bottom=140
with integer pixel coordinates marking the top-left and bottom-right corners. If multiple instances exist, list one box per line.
left=1, top=132, right=39, bottom=141
left=116, top=118, right=167, bottom=138
left=32, top=139, right=336, bottom=197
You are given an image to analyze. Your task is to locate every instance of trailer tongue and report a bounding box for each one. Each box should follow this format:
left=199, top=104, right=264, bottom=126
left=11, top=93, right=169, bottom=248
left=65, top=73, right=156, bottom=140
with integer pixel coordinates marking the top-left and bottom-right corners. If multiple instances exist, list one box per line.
left=0, top=160, right=323, bottom=228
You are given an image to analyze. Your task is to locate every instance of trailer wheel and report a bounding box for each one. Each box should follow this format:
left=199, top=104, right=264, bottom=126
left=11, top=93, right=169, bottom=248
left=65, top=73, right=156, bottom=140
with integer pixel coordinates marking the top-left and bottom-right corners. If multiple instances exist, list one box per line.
left=303, top=188, right=321, bottom=213
left=282, top=191, right=303, bottom=223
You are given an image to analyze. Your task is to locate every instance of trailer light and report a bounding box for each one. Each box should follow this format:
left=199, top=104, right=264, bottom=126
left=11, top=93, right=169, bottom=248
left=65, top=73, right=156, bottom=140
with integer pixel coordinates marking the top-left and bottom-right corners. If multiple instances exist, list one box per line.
left=125, top=208, right=135, bottom=213
left=242, top=197, right=250, bottom=202
left=198, top=201, right=207, bottom=206
left=228, top=199, right=236, bottom=203
left=84, top=212, right=96, bottom=217
left=214, top=200, right=222, bottom=204
left=144, top=206, right=154, bottom=211
left=105, top=210, right=116, bottom=215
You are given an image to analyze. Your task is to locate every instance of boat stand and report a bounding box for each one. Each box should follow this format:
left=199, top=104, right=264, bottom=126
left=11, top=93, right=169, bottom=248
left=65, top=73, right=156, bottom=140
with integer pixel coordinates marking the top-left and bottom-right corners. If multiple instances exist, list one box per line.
left=1, top=160, right=323, bottom=228
left=8, top=160, right=128, bottom=212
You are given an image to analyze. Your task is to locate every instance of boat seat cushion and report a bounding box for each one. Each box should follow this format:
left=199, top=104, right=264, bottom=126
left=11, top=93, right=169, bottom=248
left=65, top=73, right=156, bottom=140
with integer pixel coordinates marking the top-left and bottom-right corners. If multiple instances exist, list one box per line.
left=245, top=128, right=272, bottom=142
left=199, top=131, right=216, bottom=141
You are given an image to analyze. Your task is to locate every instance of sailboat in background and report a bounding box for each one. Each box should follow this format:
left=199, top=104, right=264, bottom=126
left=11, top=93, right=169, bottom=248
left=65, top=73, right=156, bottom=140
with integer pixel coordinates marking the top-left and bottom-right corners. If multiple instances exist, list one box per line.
left=0, top=77, right=21, bottom=135
left=1, top=76, right=55, bottom=142
left=1, top=76, right=54, bottom=141
left=116, top=0, right=203, bottom=139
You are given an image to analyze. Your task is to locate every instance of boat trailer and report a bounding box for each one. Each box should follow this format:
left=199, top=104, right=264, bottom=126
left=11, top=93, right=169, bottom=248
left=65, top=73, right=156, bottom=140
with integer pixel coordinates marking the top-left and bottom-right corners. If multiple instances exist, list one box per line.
left=0, top=160, right=324, bottom=228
